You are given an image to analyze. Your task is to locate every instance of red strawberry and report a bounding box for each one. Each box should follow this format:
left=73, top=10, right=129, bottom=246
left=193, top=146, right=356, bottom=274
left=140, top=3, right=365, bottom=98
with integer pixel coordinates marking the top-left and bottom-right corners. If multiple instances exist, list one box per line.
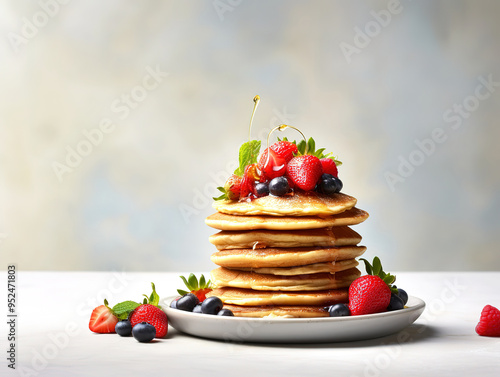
left=320, top=158, right=338, bottom=177
left=286, top=155, right=322, bottom=191
left=348, top=257, right=397, bottom=316
left=89, top=301, right=118, bottom=334
left=270, top=140, right=298, bottom=162
left=239, top=163, right=259, bottom=198
left=178, top=273, right=212, bottom=302
left=224, top=174, right=242, bottom=201
left=258, top=148, right=287, bottom=180
left=129, top=304, right=168, bottom=338
left=476, top=305, right=500, bottom=337
left=349, top=276, right=391, bottom=315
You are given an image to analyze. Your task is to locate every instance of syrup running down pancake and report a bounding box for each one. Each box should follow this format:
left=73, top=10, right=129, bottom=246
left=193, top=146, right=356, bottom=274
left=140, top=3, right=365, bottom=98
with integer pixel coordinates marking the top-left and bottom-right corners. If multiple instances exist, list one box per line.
left=211, top=246, right=366, bottom=268
left=210, top=267, right=361, bottom=291
left=209, top=226, right=362, bottom=250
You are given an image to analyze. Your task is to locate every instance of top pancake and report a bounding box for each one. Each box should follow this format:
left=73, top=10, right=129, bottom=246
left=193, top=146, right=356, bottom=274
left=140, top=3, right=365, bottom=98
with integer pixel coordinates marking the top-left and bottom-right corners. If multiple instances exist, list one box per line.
left=205, top=207, right=369, bottom=231
left=213, top=191, right=357, bottom=216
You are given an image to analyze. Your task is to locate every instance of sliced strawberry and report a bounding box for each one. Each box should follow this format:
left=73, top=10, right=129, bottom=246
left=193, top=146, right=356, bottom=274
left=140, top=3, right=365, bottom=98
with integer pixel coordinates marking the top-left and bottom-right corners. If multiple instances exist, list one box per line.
left=320, top=158, right=338, bottom=177
left=89, top=301, right=118, bottom=334
left=258, top=148, right=287, bottom=180
left=286, top=155, right=322, bottom=191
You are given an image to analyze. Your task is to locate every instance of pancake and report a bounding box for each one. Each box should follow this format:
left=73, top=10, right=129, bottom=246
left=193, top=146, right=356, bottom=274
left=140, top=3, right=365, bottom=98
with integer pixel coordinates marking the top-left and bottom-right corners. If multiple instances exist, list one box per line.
left=207, top=287, right=348, bottom=306
left=209, top=226, right=361, bottom=250
left=233, top=259, right=359, bottom=275
left=205, top=207, right=369, bottom=231
left=210, top=267, right=360, bottom=291
left=222, top=304, right=329, bottom=318
left=213, top=191, right=357, bottom=216
left=211, top=246, right=366, bottom=268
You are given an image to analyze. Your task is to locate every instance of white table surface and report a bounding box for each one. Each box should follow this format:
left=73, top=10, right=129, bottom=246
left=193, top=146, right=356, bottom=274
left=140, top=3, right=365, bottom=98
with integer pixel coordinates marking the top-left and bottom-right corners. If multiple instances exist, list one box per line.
left=1, top=271, right=499, bottom=376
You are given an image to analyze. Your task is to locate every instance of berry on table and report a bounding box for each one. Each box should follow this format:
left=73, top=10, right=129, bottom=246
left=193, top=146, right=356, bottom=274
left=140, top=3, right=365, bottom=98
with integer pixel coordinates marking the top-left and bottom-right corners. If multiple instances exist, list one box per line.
left=115, top=320, right=132, bottom=336
left=269, top=176, right=290, bottom=196
left=327, top=303, right=351, bottom=317
left=132, top=322, right=156, bottom=343
left=88, top=301, right=118, bottom=334
left=476, top=305, right=500, bottom=337
left=201, top=296, right=224, bottom=315
left=129, top=283, right=168, bottom=338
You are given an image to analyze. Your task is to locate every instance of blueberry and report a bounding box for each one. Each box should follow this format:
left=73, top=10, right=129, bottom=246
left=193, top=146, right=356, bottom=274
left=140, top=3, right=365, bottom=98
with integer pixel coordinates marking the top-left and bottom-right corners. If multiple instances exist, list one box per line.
left=269, top=176, right=289, bottom=196
left=115, top=320, right=132, bottom=336
left=327, top=303, right=351, bottom=317
left=397, top=289, right=408, bottom=305
left=317, top=174, right=342, bottom=195
left=387, top=294, right=405, bottom=311
left=176, top=293, right=199, bottom=312
left=217, top=308, right=234, bottom=316
left=192, top=304, right=202, bottom=314
left=255, top=182, right=269, bottom=197
left=132, top=322, right=156, bottom=342
left=170, top=299, right=178, bottom=309
left=201, top=296, right=224, bottom=315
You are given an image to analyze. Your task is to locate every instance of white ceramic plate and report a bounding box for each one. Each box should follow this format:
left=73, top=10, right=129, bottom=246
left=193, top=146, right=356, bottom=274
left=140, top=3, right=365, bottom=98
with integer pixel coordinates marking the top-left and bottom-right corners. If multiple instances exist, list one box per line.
left=161, top=296, right=425, bottom=344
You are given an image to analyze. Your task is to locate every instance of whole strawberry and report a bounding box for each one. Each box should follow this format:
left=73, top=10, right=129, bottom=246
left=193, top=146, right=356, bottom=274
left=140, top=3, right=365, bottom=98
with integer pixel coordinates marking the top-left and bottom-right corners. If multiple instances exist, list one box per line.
left=476, top=305, right=500, bottom=337
left=349, top=257, right=398, bottom=316
left=320, top=158, right=338, bottom=177
left=129, top=283, right=168, bottom=338
left=178, top=273, right=212, bottom=302
left=224, top=174, right=242, bottom=201
left=271, top=140, right=298, bottom=162
left=286, top=155, right=322, bottom=191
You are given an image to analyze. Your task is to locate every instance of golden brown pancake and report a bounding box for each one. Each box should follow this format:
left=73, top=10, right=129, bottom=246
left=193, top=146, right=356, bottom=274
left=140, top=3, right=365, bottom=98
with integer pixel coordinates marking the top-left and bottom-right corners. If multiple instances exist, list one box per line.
left=211, top=246, right=366, bottom=268
left=205, top=207, right=369, bottom=231
left=233, top=259, right=358, bottom=275
left=210, top=267, right=360, bottom=291
left=223, top=304, right=329, bottom=318
left=213, top=191, right=357, bottom=216
left=207, top=287, right=348, bottom=306
left=209, top=226, right=362, bottom=250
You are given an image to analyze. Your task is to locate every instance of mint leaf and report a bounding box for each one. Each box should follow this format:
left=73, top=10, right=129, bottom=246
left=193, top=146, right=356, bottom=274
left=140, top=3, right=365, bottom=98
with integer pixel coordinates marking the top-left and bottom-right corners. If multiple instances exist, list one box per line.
left=234, top=140, right=261, bottom=176
left=112, top=301, right=140, bottom=320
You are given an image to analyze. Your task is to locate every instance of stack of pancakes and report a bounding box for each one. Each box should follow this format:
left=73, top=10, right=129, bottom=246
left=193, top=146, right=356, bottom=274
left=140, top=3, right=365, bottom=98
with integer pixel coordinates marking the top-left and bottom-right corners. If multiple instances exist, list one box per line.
left=205, top=191, right=368, bottom=318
